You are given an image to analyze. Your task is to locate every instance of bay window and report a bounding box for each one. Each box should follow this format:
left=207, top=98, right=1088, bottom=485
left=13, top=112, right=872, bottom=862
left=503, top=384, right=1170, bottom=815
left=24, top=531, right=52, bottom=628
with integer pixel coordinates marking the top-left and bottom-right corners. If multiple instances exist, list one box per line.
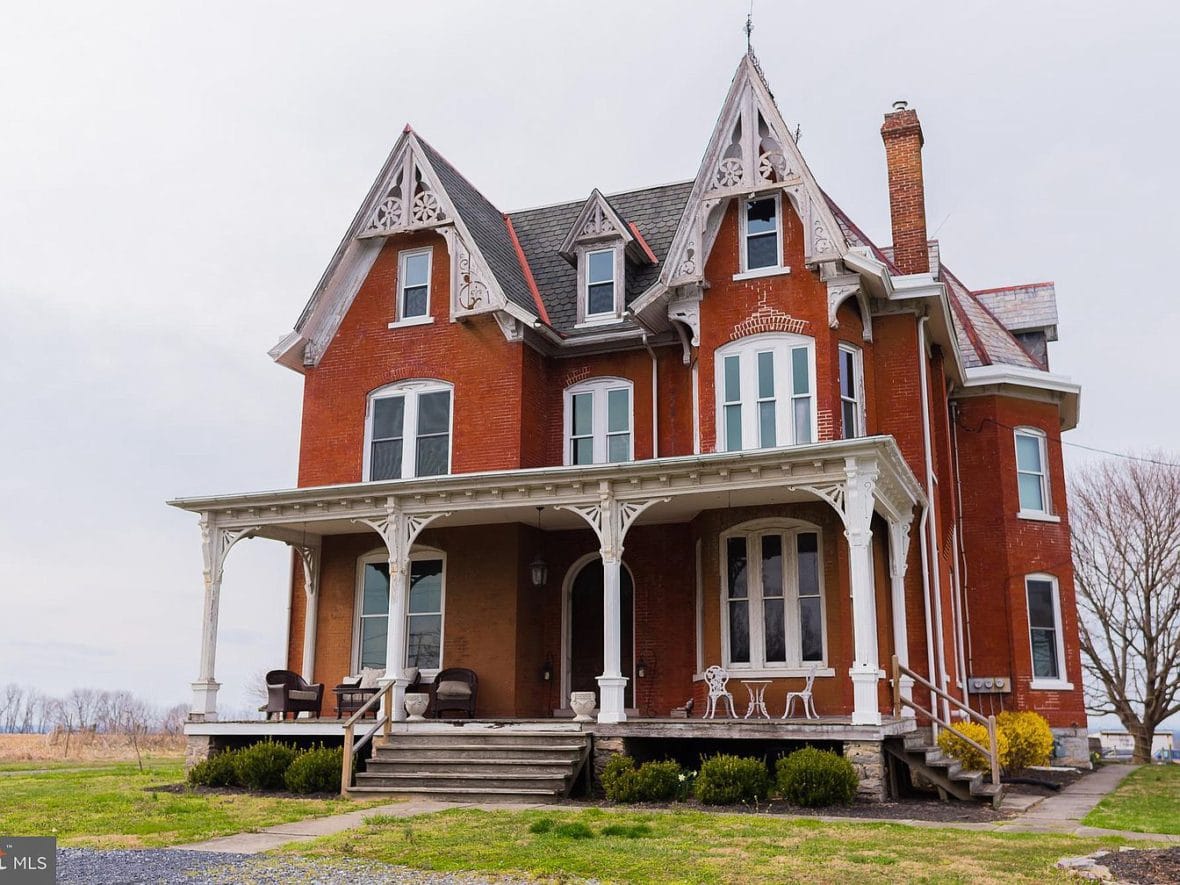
left=364, top=380, right=452, bottom=481
left=564, top=378, right=633, bottom=465
left=1026, top=574, right=1068, bottom=688
left=838, top=344, right=864, bottom=439
left=716, top=334, right=815, bottom=452
left=1015, top=428, right=1050, bottom=515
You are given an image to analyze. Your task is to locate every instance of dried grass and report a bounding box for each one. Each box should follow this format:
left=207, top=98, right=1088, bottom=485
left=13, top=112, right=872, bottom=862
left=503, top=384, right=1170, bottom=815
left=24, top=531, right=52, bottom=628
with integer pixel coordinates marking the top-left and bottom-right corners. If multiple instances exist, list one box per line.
left=0, top=732, right=185, bottom=764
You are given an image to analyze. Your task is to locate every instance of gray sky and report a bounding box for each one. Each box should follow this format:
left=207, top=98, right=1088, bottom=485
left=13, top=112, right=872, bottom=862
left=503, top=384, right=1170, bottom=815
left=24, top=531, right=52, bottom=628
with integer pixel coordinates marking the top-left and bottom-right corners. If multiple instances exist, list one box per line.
left=2, top=1, right=1177, bottom=723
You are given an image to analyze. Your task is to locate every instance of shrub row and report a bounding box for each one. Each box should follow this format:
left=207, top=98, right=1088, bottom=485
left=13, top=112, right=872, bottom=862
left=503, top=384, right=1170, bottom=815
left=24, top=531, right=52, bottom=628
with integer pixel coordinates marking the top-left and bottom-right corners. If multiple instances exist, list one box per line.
left=602, top=748, right=858, bottom=808
left=187, top=741, right=344, bottom=794
left=936, top=711, right=1054, bottom=773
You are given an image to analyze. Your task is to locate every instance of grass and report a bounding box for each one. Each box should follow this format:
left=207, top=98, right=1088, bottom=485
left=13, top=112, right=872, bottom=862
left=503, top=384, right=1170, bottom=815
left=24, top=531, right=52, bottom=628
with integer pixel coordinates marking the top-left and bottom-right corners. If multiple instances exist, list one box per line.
left=1083, top=764, right=1180, bottom=835
left=0, top=760, right=384, bottom=848
left=289, top=806, right=1136, bottom=883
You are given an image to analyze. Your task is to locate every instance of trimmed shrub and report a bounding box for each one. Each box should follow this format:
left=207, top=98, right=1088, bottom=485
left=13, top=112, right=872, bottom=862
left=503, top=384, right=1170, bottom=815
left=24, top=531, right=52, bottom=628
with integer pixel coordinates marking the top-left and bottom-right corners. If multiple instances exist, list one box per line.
left=601, top=754, right=640, bottom=803
left=997, top=711, right=1054, bottom=772
left=233, top=741, right=298, bottom=791
left=188, top=749, right=240, bottom=788
left=284, top=746, right=344, bottom=794
left=775, top=747, right=858, bottom=807
left=937, top=722, right=1009, bottom=773
left=634, top=761, right=682, bottom=802
left=693, top=754, right=770, bottom=805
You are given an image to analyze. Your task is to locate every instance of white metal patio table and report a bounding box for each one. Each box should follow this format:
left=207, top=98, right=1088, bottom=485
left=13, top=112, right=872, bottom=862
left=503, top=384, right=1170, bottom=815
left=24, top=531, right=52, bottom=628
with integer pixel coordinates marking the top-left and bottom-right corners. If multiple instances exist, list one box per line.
left=739, top=679, right=772, bottom=719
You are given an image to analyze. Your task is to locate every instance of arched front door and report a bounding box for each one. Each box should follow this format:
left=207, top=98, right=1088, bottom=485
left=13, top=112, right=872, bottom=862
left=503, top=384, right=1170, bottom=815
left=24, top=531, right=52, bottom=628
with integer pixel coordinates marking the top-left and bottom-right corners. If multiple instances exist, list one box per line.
left=567, top=559, right=634, bottom=710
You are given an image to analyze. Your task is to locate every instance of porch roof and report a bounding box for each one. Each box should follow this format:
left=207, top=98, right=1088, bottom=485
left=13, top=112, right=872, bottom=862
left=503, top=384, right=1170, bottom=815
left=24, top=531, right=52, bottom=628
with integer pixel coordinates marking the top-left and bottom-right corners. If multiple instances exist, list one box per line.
left=168, top=436, right=924, bottom=541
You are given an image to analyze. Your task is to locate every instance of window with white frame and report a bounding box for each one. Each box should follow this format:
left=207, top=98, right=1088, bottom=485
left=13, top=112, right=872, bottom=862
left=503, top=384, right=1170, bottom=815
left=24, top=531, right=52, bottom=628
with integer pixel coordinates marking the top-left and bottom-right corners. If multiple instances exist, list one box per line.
left=564, top=378, right=633, bottom=465
left=838, top=344, right=865, bottom=439
left=1025, top=574, right=1066, bottom=685
left=1014, top=428, right=1050, bottom=514
left=355, top=551, right=445, bottom=673
left=365, top=380, right=452, bottom=481
left=743, top=196, right=780, bottom=271
left=397, top=248, right=432, bottom=321
left=584, top=248, right=616, bottom=318
left=716, top=334, right=814, bottom=452
left=722, top=521, right=825, bottom=670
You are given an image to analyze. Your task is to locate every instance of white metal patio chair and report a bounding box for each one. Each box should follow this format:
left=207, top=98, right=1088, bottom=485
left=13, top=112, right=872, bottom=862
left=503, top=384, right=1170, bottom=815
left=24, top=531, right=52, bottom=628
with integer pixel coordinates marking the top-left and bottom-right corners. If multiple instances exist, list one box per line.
left=781, top=665, right=819, bottom=720
left=703, top=665, right=736, bottom=719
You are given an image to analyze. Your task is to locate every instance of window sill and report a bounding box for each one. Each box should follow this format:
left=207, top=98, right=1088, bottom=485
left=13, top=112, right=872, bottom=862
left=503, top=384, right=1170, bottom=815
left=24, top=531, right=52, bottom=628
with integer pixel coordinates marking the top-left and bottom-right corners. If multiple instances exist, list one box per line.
left=1030, top=679, right=1074, bottom=691
left=388, top=316, right=435, bottom=329
left=693, top=667, right=834, bottom=681
left=575, top=314, right=624, bottom=329
left=732, top=266, right=791, bottom=282
left=1017, top=511, right=1061, bottom=523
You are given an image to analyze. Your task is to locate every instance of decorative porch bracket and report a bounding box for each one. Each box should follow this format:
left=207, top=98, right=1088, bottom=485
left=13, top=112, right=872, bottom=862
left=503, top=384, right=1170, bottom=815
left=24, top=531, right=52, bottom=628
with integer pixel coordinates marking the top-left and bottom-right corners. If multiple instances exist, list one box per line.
left=355, top=504, right=451, bottom=722
left=558, top=488, right=668, bottom=724
left=789, top=457, right=882, bottom=726
left=290, top=542, right=321, bottom=683
left=191, top=515, right=261, bottom=721
left=886, top=520, right=916, bottom=715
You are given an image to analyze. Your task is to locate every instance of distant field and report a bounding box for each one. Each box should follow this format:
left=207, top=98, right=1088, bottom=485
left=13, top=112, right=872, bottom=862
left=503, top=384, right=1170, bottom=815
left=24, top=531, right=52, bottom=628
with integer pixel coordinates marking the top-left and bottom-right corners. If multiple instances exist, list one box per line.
left=0, top=732, right=185, bottom=767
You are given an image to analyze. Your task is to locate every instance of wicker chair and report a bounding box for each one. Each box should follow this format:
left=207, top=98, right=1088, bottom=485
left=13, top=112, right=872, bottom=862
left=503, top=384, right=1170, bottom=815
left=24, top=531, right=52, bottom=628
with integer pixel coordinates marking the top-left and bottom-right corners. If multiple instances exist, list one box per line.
left=263, top=669, right=324, bottom=720
left=430, top=668, right=478, bottom=719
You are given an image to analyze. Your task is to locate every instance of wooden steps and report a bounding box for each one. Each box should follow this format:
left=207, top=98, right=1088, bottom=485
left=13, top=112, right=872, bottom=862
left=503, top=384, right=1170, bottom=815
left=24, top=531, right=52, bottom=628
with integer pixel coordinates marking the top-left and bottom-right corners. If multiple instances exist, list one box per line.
left=885, top=736, right=1006, bottom=807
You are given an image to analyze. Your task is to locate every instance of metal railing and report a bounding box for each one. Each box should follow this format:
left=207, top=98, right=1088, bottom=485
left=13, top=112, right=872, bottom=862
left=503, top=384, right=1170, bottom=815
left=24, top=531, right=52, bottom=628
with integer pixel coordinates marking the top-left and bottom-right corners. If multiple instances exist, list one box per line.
left=891, top=654, right=999, bottom=787
left=340, top=682, right=393, bottom=796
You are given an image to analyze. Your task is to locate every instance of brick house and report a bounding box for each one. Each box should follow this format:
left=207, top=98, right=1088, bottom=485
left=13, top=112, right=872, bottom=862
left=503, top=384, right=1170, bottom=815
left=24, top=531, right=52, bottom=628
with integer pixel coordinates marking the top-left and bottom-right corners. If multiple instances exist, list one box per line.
left=173, top=52, right=1087, bottom=796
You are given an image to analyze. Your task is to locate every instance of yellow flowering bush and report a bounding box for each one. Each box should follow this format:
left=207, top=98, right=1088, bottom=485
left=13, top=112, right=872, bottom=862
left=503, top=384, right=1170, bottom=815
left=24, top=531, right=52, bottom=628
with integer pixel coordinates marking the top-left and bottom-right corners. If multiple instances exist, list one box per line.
left=937, top=721, right=1008, bottom=773
left=997, top=711, right=1054, bottom=772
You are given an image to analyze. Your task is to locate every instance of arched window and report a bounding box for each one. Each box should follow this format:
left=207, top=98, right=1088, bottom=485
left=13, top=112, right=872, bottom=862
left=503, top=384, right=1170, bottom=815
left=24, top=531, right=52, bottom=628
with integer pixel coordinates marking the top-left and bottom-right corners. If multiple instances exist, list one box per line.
left=715, top=333, right=815, bottom=452
left=363, top=380, right=453, bottom=481
left=563, top=377, right=634, bottom=465
left=721, top=519, right=826, bottom=672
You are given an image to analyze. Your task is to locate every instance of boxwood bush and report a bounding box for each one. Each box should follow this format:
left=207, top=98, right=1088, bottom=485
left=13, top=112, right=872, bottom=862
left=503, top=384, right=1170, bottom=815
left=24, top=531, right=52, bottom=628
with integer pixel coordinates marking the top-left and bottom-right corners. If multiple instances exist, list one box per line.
left=693, top=754, right=770, bottom=805
left=601, top=756, right=684, bottom=803
left=601, top=754, right=640, bottom=803
left=284, top=745, right=345, bottom=794
left=187, top=748, right=241, bottom=788
left=775, top=747, right=858, bottom=807
left=233, top=741, right=298, bottom=791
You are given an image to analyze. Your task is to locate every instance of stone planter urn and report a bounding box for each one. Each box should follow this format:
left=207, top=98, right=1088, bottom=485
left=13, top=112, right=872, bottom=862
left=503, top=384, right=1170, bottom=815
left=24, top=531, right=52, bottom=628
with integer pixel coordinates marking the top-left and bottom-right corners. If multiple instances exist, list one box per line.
left=404, top=692, right=429, bottom=721
left=569, top=691, right=597, bottom=723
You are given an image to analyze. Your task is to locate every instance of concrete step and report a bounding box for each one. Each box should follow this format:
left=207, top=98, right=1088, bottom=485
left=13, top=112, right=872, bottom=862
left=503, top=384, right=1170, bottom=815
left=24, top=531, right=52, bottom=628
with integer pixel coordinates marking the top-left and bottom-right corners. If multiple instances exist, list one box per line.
left=356, top=772, right=568, bottom=791
left=365, top=760, right=574, bottom=777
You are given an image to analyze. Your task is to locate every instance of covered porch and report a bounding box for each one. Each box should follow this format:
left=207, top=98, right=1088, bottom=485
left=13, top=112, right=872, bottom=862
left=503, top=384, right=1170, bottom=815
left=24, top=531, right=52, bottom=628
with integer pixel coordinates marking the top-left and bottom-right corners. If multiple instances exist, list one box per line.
left=171, top=436, right=925, bottom=732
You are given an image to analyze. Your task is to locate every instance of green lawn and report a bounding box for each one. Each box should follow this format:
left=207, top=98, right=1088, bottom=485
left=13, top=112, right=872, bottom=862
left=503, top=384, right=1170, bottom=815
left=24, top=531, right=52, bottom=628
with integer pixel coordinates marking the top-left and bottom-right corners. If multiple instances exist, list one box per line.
left=1084, top=764, right=1180, bottom=835
left=290, top=807, right=1133, bottom=884
left=0, top=761, right=383, bottom=848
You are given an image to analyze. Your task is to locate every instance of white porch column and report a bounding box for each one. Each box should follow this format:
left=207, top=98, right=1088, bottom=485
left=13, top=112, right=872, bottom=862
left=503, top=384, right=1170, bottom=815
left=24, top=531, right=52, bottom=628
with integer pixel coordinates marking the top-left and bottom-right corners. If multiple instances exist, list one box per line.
left=843, top=458, right=883, bottom=726
left=887, top=519, right=915, bottom=715
left=560, top=488, right=667, bottom=725
left=293, top=543, right=321, bottom=683
left=356, top=504, right=449, bottom=722
left=191, top=515, right=259, bottom=721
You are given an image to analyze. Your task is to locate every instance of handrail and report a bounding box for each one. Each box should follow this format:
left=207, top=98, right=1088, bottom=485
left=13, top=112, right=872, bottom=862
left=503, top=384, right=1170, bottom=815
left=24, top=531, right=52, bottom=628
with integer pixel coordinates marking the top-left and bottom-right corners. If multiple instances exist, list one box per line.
left=891, top=655, right=1000, bottom=787
left=341, top=682, right=394, bottom=796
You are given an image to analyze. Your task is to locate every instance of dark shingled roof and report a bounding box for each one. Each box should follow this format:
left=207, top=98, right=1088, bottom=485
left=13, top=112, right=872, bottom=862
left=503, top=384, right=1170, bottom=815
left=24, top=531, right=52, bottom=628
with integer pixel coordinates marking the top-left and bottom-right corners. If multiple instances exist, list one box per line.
left=417, top=136, right=536, bottom=315
left=507, top=181, right=694, bottom=332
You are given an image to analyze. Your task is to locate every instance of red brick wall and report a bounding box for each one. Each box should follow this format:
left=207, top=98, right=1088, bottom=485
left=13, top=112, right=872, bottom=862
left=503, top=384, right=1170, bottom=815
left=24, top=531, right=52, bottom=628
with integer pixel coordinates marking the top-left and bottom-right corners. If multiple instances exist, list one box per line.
left=880, top=108, right=928, bottom=275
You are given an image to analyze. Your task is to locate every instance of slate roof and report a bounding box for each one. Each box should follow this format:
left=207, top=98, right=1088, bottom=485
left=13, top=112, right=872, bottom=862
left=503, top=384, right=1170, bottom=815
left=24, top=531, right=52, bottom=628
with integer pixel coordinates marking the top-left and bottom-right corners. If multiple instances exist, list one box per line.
left=974, top=283, right=1058, bottom=336
left=941, top=267, right=1044, bottom=370
left=506, top=181, right=694, bottom=332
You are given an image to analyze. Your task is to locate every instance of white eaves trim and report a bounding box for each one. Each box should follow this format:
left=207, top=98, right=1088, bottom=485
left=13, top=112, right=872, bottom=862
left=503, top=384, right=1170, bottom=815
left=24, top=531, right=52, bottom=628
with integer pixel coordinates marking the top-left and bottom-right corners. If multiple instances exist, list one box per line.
left=959, top=364, right=1081, bottom=430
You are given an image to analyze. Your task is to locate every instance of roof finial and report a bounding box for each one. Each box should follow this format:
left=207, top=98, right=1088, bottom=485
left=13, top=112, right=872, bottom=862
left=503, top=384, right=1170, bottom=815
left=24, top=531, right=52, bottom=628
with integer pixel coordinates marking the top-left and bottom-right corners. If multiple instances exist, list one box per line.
left=745, top=0, right=754, bottom=53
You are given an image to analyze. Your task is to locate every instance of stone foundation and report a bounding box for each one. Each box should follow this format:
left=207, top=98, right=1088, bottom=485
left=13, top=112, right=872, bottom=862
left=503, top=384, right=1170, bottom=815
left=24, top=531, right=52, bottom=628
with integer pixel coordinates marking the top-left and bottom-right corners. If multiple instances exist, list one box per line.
left=843, top=740, right=887, bottom=801
left=590, top=736, right=626, bottom=790
left=1052, top=726, right=1092, bottom=768
left=185, top=735, right=216, bottom=769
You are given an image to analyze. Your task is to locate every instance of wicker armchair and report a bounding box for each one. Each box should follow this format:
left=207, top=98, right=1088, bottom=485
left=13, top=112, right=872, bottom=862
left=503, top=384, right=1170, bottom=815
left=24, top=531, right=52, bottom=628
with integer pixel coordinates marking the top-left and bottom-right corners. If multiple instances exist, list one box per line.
left=263, top=669, right=324, bottom=720
left=430, top=668, right=478, bottom=719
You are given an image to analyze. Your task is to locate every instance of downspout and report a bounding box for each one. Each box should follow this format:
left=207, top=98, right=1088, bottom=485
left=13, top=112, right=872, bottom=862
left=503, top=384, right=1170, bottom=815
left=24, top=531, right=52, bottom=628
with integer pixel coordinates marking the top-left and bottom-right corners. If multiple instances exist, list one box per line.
left=641, top=332, right=659, bottom=459
left=917, top=317, right=951, bottom=725
left=948, top=396, right=972, bottom=703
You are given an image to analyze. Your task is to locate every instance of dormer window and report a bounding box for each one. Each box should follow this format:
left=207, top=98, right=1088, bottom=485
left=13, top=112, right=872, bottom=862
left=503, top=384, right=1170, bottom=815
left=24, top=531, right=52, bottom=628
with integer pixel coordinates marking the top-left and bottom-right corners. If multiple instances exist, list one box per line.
left=743, top=196, right=780, bottom=271
left=586, top=249, right=616, bottom=317
left=395, top=248, right=432, bottom=324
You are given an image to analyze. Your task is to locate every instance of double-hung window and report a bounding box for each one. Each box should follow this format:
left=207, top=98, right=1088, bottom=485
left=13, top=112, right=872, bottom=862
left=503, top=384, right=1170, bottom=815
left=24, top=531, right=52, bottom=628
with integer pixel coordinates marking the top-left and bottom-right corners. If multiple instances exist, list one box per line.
left=397, top=248, right=431, bottom=321
left=743, top=196, right=780, bottom=271
left=365, top=381, right=452, bottom=481
left=723, top=522, right=825, bottom=671
left=838, top=344, right=865, bottom=439
left=1014, top=428, right=1050, bottom=515
left=1025, top=574, right=1068, bottom=687
left=565, top=378, right=633, bottom=465
left=716, top=334, right=814, bottom=452
left=355, top=552, right=446, bottom=674
left=585, top=249, right=616, bottom=318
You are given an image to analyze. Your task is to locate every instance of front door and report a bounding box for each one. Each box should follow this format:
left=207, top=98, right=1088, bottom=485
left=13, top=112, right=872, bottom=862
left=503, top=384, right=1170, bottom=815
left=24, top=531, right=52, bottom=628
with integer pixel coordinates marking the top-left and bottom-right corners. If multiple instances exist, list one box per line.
left=568, top=559, right=634, bottom=709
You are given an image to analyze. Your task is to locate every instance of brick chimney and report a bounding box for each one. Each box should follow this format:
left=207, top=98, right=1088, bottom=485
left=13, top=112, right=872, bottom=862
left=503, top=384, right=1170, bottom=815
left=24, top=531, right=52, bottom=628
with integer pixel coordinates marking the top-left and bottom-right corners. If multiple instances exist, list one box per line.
left=881, top=101, right=929, bottom=275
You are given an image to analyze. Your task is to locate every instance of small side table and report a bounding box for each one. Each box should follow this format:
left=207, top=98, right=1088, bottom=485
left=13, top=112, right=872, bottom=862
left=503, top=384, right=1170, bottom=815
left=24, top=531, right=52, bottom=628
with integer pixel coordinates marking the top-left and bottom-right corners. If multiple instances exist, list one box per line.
left=333, top=684, right=378, bottom=719
left=739, top=679, right=772, bottom=720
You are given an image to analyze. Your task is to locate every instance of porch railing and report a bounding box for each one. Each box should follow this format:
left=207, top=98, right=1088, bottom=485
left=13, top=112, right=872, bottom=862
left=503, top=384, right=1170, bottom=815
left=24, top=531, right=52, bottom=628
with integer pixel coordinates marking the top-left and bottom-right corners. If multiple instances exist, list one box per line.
left=890, top=654, right=1000, bottom=787
left=340, top=681, right=393, bottom=796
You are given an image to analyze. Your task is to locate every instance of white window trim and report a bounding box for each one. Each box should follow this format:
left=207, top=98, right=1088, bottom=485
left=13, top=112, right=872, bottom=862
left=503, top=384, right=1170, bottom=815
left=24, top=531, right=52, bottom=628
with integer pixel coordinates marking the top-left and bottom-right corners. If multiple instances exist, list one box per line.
left=563, top=377, right=634, bottom=466
left=395, top=247, right=433, bottom=324
left=838, top=343, right=866, bottom=439
left=362, top=379, right=454, bottom=481
left=715, top=333, right=817, bottom=453
left=738, top=192, right=783, bottom=275
left=1025, top=573, right=1071, bottom=690
left=353, top=548, right=446, bottom=679
left=719, top=518, right=828, bottom=672
left=1014, top=427, right=1051, bottom=516
left=576, top=244, right=625, bottom=326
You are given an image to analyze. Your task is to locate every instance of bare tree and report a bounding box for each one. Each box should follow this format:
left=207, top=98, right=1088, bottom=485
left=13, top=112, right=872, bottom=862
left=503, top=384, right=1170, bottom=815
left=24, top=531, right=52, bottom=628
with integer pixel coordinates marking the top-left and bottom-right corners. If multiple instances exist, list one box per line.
left=161, top=704, right=188, bottom=737
left=1071, top=456, right=1180, bottom=764
left=115, top=697, right=156, bottom=771
left=1, top=684, right=24, bottom=733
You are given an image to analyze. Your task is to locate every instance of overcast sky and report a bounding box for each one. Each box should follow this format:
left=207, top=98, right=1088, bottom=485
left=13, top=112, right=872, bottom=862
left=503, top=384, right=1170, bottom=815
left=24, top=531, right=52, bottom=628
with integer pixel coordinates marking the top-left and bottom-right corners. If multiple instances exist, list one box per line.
left=2, top=1, right=1177, bottom=725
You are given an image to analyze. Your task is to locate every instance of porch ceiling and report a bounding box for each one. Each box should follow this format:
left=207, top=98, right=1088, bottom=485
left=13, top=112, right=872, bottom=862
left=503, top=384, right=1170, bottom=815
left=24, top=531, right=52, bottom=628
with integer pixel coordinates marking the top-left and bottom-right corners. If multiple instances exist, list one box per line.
left=168, top=436, right=925, bottom=542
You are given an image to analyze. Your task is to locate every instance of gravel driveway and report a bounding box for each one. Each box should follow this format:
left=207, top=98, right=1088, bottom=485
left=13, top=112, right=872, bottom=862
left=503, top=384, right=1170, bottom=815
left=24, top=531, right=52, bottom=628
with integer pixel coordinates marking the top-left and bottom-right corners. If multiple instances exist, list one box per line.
left=57, top=849, right=527, bottom=884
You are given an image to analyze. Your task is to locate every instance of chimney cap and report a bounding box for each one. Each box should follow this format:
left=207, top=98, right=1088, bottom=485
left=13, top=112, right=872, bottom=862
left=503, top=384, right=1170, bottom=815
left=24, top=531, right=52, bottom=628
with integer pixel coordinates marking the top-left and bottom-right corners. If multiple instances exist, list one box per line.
left=892, top=100, right=909, bottom=111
